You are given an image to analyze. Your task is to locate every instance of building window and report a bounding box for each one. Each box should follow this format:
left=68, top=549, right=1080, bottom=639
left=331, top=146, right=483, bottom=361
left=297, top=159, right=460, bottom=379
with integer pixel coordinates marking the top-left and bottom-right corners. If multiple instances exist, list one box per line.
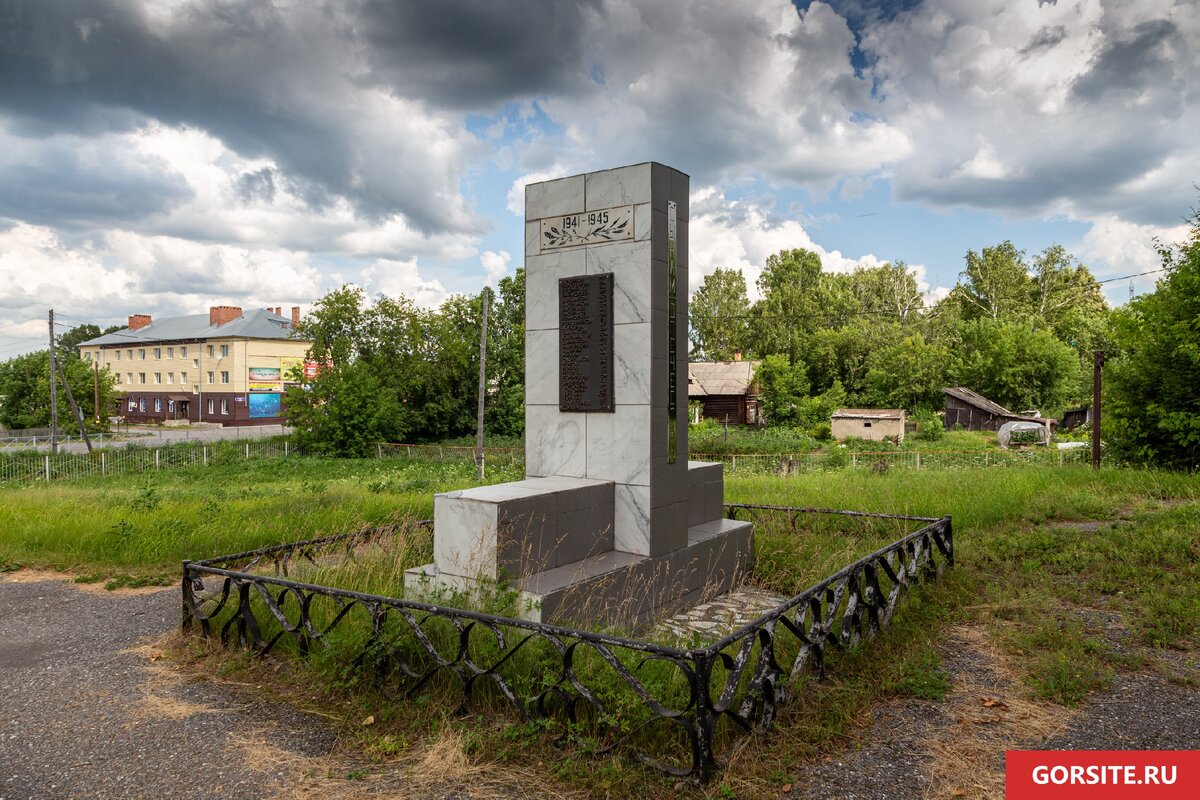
left=154, top=398, right=162, bottom=412
left=221, top=370, right=229, bottom=384
left=220, top=344, right=229, bottom=358
left=153, top=348, right=161, bottom=359
left=127, top=349, right=133, bottom=359
left=127, top=373, right=133, bottom=385
left=168, top=400, right=175, bottom=413
left=863, top=422, right=872, bottom=428
left=167, top=372, right=174, bottom=384
left=180, top=346, right=188, bottom=358
left=192, top=358, right=199, bottom=368
left=167, top=347, right=174, bottom=358
left=207, top=399, right=214, bottom=414
left=139, top=398, right=146, bottom=412
left=115, top=350, right=121, bottom=360
left=220, top=399, right=229, bottom=415
left=180, top=371, right=188, bottom=384
left=128, top=398, right=136, bottom=411
left=84, top=351, right=92, bottom=361
left=139, top=373, right=146, bottom=384
left=154, top=373, right=161, bottom=384
left=207, top=345, right=214, bottom=357
left=139, top=349, right=146, bottom=360
left=207, top=371, right=215, bottom=384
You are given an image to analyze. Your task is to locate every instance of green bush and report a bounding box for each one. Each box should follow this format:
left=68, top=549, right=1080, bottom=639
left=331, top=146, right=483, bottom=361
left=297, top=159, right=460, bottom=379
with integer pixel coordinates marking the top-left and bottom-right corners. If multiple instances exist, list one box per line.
left=911, top=409, right=945, bottom=442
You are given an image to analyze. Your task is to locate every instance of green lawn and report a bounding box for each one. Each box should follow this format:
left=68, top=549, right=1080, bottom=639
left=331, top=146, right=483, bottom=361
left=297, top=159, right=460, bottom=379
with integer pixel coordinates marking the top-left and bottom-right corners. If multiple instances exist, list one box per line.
left=3, top=456, right=1197, bottom=798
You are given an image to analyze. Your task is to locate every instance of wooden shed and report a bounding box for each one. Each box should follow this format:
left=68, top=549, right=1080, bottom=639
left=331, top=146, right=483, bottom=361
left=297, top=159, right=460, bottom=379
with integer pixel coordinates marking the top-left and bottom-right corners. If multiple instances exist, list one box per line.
left=831, top=409, right=906, bottom=442
left=688, top=360, right=761, bottom=425
left=943, top=387, right=1055, bottom=433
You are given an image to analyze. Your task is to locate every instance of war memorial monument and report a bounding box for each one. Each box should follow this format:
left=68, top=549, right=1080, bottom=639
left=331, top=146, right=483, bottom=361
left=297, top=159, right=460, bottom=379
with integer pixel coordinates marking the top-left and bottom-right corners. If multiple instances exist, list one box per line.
left=407, top=162, right=754, bottom=625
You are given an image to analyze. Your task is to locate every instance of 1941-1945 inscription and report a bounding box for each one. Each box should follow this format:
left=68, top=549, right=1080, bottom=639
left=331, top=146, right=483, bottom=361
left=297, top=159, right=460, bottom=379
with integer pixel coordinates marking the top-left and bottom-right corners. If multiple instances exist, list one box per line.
left=559, top=274, right=614, bottom=412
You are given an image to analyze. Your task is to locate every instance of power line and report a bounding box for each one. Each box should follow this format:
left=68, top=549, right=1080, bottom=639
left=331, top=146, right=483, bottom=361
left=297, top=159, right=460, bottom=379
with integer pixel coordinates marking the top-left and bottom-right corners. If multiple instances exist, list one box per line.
left=1095, top=268, right=1167, bottom=285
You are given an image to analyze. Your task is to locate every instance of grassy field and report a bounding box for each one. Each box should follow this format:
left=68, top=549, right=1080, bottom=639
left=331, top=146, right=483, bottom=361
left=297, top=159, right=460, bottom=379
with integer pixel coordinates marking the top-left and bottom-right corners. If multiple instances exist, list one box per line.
left=2, top=456, right=1197, bottom=797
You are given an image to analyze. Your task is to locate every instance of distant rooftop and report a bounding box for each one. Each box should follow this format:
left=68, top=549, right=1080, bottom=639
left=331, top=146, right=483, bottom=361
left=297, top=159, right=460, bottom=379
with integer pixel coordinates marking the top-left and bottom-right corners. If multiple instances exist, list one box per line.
left=832, top=408, right=906, bottom=420
left=688, top=360, right=759, bottom=397
left=81, top=308, right=303, bottom=347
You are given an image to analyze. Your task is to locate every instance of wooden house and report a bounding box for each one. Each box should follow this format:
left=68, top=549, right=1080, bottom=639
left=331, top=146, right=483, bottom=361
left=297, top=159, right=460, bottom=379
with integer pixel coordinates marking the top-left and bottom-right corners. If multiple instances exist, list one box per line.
left=688, top=359, right=761, bottom=425
left=943, top=387, right=1055, bottom=433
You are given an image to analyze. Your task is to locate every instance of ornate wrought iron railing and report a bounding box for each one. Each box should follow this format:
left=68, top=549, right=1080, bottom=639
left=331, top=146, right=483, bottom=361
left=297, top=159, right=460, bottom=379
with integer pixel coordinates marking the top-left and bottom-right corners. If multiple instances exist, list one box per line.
left=182, top=506, right=952, bottom=782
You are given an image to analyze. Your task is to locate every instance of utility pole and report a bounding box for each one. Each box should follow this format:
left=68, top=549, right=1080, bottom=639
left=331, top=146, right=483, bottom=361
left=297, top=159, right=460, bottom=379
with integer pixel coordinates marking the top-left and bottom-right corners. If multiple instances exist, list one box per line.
left=1092, top=351, right=1104, bottom=470
left=54, top=357, right=93, bottom=453
left=93, top=359, right=101, bottom=423
left=475, top=287, right=490, bottom=481
left=48, top=309, right=59, bottom=454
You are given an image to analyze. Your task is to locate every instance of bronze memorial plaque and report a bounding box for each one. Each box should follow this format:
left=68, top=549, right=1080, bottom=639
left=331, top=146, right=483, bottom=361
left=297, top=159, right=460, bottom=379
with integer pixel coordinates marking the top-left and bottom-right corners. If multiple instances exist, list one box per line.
left=559, top=273, right=614, bottom=412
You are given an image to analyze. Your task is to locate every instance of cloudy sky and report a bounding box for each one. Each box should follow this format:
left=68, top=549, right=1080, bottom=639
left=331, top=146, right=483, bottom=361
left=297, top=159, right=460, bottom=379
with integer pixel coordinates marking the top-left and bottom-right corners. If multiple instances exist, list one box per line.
left=1, top=0, right=1196, bottom=356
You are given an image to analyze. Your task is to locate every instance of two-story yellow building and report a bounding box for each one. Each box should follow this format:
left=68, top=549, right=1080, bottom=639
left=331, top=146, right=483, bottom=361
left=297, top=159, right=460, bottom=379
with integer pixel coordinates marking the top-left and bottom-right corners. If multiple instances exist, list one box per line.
left=78, top=306, right=311, bottom=426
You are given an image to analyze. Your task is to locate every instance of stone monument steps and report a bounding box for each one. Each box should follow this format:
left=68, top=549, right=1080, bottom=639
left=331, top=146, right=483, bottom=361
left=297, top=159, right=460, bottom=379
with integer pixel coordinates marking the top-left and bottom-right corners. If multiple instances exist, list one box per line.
left=517, top=517, right=753, bottom=627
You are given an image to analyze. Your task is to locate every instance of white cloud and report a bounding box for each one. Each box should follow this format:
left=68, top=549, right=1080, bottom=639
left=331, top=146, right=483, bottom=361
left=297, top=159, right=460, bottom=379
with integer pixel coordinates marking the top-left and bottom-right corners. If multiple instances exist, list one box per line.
left=687, top=187, right=918, bottom=300
left=359, top=258, right=450, bottom=309
left=480, top=250, right=512, bottom=287
left=1075, top=213, right=1188, bottom=302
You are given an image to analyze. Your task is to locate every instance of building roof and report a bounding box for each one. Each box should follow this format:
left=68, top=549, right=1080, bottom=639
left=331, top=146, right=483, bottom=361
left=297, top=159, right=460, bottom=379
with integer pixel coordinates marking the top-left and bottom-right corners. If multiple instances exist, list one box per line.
left=943, top=387, right=1050, bottom=425
left=687, top=360, right=759, bottom=397
left=832, top=408, right=906, bottom=420
left=943, top=386, right=1015, bottom=417
left=80, top=308, right=301, bottom=347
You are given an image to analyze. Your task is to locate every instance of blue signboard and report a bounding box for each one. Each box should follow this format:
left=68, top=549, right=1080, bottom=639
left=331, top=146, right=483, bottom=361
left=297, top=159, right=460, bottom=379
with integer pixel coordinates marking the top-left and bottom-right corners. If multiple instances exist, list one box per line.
left=248, top=392, right=282, bottom=419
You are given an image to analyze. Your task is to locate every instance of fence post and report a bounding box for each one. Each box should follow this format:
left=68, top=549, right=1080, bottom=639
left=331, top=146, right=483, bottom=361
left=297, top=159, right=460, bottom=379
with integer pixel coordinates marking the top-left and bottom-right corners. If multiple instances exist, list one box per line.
left=203, top=446, right=208, bottom=466
left=245, top=442, right=249, bottom=459
left=984, top=452, right=989, bottom=467
left=851, top=453, right=857, bottom=468
left=284, top=441, right=288, bottom=457
left=44, top=455, right=50, bottom=481
left=377, top=443, right=382, bottom=460
left=101, top=452, right=106, bottom=475
left=732, top=454, right=737, bottom=471
left=915, top=452, right=921, bottom=470
left=155, top=450, right=160, bottom=470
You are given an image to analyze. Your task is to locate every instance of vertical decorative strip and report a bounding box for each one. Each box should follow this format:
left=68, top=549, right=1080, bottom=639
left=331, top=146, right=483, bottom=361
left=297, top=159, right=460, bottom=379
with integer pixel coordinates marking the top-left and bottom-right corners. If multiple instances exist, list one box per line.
left=668, top=200, right=678, bottom=464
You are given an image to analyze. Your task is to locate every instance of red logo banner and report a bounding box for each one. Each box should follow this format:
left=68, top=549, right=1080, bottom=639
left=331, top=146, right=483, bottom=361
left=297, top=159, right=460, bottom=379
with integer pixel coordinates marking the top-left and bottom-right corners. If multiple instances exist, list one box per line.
left=1006, top=751, right=1198, bottom=798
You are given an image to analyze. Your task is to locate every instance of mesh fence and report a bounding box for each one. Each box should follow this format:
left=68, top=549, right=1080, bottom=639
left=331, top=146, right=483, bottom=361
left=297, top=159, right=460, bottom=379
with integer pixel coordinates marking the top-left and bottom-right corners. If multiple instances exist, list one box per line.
left=0, top=439, right=294, bottom=484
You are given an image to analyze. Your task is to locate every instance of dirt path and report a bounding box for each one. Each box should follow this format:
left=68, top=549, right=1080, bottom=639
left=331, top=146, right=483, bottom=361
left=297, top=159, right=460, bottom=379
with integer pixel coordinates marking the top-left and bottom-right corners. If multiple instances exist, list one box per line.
left=794, top=624, right=1200, bottom=800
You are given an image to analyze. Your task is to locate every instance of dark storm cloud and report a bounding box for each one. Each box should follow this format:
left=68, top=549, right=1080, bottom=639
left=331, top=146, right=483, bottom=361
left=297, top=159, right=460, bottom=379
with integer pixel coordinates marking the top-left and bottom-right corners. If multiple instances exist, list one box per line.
left=1020, top=25, right=1067, bottom=56
left=893, top=133, right=1174, bottom=225
left=0, top=136, right=192, bottom=228
left=357, top=0, right=603, bottom=107
left=1071, top=19, right=1182, bottom=104
left=0, top=0, right=499, bottom=233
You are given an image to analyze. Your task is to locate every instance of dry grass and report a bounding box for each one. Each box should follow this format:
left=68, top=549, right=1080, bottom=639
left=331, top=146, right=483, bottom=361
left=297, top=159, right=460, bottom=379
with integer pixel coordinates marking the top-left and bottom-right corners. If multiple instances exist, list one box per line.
left=923, top=626, right=1073, bottom=800
left=1, top=568, right=171, bottom=595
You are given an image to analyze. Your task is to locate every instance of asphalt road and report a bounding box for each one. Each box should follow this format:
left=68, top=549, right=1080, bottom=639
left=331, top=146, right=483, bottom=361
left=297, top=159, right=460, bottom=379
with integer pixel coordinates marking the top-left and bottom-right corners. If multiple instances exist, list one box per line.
left=0, top=575, right=335, bottom=800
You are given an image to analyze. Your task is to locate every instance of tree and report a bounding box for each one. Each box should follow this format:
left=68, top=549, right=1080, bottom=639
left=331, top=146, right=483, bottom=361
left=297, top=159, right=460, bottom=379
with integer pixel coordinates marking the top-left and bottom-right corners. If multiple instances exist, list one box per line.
left=850, top=261, right=925, bottom=323
left=1105, top=212, right=1200, bottom=468
left=56, top=324, right=102, bottom=360
left=950, top=241, right=1031, bottom=321
left=749, top=249, right=859, bottom=363
left=862, top=334, right=952, bottom=411
left=285, top=362, right=405, bottom=457
left=0, top=350, right=119, bottom=430
left=754, top=354, right=810, bottom=426
left=690, top=267, right=751, bottom=360
left=956, top=319, right=1078, bottom=413
left=486, top=270, right=526, bottom=437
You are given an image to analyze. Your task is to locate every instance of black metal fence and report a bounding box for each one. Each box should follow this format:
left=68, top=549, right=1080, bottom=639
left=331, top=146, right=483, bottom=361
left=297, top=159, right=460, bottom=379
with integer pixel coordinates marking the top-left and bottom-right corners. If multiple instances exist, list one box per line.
left=181, top=506, right=952, bottom=782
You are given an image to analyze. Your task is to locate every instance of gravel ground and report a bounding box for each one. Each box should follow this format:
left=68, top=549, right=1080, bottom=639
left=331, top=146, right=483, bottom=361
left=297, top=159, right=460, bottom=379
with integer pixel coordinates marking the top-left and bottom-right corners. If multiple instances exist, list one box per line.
left=0, top=575, right=336, bottom=800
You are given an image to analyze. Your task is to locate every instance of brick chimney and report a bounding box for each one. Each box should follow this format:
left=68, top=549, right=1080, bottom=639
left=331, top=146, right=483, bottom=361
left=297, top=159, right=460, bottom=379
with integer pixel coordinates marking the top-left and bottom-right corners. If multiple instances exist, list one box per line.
left=291, top=306, right=301, bottom=328
left=209, top=306, right=242, bottom=326
left=128, top=314, right=152, bottom=330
